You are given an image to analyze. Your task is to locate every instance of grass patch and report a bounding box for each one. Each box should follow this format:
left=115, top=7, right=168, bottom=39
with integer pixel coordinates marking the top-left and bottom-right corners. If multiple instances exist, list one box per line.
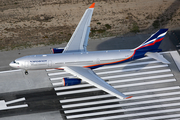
left=130, top=22, right=139, bottom=33
left=153, top=20, right=160, bottom=28
left=97, top=22, right=101, bottom=25
left=105, top=24, right=111, bottom=29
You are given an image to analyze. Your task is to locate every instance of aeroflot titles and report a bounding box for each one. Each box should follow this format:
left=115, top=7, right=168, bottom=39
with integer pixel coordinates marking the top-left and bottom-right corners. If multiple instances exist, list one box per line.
left=30, top=60, right=47, bottom=63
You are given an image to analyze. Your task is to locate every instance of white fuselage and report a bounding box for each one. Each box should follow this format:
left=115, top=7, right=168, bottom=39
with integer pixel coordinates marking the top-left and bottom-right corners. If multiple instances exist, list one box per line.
left=9, top=49, right=134, bottom=70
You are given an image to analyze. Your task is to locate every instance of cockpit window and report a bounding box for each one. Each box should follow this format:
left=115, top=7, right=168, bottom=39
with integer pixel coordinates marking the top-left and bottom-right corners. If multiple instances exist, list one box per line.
left=13, top=61, right=19, bottom=64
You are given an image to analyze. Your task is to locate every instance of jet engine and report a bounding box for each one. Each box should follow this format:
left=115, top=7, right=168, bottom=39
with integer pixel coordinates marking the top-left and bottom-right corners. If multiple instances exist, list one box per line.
left=51, top=48, right=64, bottom=54
left=63, top=78, right=81, bottom=86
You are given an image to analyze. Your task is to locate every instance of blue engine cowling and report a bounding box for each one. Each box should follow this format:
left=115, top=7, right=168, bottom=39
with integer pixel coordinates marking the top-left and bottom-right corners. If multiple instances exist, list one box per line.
left=51, top=48, right=64, bottom=54
left=63, top=78, right=81, bottom=86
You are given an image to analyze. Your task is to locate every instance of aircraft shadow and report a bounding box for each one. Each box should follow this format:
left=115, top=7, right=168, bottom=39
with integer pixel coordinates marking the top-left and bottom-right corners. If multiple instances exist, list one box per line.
left=96, top=0, right=179, bottom=71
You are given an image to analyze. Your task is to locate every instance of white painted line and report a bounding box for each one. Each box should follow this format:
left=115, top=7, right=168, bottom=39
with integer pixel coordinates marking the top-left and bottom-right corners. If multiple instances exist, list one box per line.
left=46, top=69, right=56, bottom=71
left=6, top=104, right=28, bottom=110
left=62, top=91, right=180, bottom=108
left=48, top=72, right=67, bottom=76
left=114, top=79, right=176, bottom=89
left=6, top=97, right=26, bottom=105
left=0, top=100, right=7, bottom=110
left=101, top=69, right=171, bottom=79
left=65, top=94, right=180, bottom=113
left=109, top=74, right=173, bottom=84
left=97, top=64, right=168, bottom=75
left=132, top=114, right=180, bottom=120
left=56, top=74, right=173, bottom=90
left=170, top=51, right=180, bottom=71
left=0, top=98, right=28, bottom=110
left=131, top=91, right=180, bottom=100
left=167, top=119, right=180, bottom=120
left=124, top=85, right=178, bottom=94
left=56, top=79, right=175, bottom=95
left=66, top=102, right=180, bottom=119
left=85, top=108, right=180, bottom=120
left=55, top=83, right=91, bottom=89
left=61, top=86, right=180, bottom=104
left=51, top=68, right=171, bottom=81
left=167, top=116, right=180, bottom=120
left=52, top=82, right=63, bottom=86
left=0, top=69, right=21, bottom=74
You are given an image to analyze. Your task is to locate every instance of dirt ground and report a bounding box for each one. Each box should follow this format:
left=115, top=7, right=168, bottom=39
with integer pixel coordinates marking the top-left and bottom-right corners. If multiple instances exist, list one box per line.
left=0, top=0, right=180, bottom=50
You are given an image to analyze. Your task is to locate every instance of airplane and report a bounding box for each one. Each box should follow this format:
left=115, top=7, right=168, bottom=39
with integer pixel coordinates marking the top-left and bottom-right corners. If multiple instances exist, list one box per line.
left=9, top=3, right=170, bottom=100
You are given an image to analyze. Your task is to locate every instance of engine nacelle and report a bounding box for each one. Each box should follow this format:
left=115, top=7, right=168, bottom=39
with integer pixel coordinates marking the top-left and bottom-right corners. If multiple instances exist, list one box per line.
left=51, top=48, right=64, bottom=54
left=63, top=78, right=81, bottom=86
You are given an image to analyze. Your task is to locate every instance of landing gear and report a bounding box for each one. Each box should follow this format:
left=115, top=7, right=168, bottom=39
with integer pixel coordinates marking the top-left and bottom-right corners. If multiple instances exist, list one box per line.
left=25, top=70, right=28, bottom=75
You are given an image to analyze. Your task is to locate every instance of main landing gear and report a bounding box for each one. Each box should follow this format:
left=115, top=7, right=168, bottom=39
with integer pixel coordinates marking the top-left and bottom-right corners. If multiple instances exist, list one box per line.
left=25, top=70, right=28, bottom=75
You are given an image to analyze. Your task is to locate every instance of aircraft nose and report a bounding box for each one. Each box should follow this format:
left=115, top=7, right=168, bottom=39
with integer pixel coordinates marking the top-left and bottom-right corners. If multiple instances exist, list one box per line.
left=9, top=62, right=16, bottom=68
left=9, top=62, right=13, bottom=67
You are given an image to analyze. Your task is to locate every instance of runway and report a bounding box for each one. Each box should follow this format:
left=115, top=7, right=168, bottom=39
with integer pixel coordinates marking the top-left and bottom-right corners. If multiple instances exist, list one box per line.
left=46, top=51, right=180, bottom=120
left=0, top=51, right=180, bottom=120
left=0, top=31, right=180, bottom=119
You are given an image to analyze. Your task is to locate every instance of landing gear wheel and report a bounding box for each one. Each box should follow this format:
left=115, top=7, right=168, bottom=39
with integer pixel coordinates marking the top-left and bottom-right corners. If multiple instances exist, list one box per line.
left=25, top=70, right=28, bottom=75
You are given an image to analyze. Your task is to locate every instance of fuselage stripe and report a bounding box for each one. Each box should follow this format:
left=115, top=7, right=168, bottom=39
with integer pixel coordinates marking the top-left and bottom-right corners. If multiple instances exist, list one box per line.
left=84, top=51, right=136, bottom=68
left=84, top=37, right=163, bottom=69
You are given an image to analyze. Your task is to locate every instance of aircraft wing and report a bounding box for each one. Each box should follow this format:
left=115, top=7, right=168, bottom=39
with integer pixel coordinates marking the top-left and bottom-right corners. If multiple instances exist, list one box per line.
left=63, top=66, right=132, bottom=99
left=63, top=3, right=95, bottom=53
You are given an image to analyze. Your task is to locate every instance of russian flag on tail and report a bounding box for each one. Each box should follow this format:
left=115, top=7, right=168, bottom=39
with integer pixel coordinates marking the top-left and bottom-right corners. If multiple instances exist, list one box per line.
left=134, top=29, right=168, bottom=51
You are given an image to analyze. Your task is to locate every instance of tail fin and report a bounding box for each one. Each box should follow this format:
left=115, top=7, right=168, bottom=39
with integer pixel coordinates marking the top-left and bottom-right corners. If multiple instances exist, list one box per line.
left=134, top=29, right=168, bottom=52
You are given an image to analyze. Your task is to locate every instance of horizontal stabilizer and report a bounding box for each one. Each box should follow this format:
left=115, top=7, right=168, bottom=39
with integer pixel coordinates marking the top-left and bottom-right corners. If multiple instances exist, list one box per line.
left=146, top=52, right=170, bottom=64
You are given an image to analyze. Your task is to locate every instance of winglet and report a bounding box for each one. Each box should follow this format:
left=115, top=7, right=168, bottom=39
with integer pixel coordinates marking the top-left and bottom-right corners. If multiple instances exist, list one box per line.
left=89, top=3, right=95, bottom=8
left=125, top=96, right=133, bottom=99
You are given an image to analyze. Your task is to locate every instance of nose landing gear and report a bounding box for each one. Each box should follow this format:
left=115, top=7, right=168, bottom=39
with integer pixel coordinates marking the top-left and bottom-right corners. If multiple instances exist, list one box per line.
left=25, top=70, right=28, bottom=75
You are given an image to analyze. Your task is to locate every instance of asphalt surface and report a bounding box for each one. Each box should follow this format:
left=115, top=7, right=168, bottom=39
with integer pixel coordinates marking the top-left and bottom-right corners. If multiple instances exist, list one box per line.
left=0, top=89, right=59, bottom=117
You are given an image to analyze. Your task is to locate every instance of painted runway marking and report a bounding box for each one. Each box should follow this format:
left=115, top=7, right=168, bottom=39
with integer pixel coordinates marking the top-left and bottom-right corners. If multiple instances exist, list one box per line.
left=85, top=108, right=180, bottom=120
left=61, top=86, right=179, bottom=104
left=46, top=51, right=180, bottom=120
left=66, top=102, right=180, bottom=119
left=56, top=79, right=175, bottom=95
left=170, top=51, right=180, bottom=71
left=0, top=69, right=21, bottom=74
left=0, top=98, right=28, bottom=110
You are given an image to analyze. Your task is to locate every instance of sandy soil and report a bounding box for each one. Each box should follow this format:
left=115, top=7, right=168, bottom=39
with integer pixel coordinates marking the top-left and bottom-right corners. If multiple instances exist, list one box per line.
left=0, top=0, right=180, bottom=50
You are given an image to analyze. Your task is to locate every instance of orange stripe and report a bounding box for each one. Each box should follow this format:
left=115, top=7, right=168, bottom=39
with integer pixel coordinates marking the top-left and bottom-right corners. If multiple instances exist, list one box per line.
left=136, top=37, right=163, bottom=50
left=89, top=3, right=95, bottom=8
left=55, top=68, right=64, bottom=70
left=84, top=51, right=135, bottom=68
left=125, top=96, right=133, bottom=99
left=63, top=78, right=65, bottom=86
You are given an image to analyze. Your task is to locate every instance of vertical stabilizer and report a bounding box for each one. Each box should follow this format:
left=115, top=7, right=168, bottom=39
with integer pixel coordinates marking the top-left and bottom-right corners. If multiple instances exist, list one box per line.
left=134, top=29, right=168, bottom=51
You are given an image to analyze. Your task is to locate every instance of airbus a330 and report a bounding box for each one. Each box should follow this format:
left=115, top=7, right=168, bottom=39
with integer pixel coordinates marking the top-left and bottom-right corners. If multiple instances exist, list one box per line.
left=9, top=3, right=170, bottom=99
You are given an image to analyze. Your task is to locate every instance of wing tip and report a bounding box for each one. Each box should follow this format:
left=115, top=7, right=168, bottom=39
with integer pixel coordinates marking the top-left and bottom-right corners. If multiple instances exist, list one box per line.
left=89, top=3, right=95, bottom=8
left=125, top=96, right=133, bottom=99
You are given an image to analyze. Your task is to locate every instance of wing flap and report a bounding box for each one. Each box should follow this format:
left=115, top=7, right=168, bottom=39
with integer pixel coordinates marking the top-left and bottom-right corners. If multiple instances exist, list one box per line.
left=63, top=66, right=132, bottom=99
